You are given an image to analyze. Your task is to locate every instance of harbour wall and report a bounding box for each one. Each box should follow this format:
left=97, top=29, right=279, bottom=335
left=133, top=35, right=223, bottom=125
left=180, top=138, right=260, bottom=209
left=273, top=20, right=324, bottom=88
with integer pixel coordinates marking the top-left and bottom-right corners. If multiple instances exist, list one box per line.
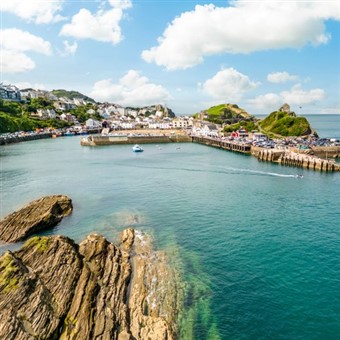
left=194, top=141, right=340, bottom=172
left=80, top=134, right=192, bottom=146
left=0, top=133, right=52, bottom=145
left=192, top=136, right=251, bottom=154
left=311, top=146, right=340, bottom=159
left=253, top=147, right=340, bottom=172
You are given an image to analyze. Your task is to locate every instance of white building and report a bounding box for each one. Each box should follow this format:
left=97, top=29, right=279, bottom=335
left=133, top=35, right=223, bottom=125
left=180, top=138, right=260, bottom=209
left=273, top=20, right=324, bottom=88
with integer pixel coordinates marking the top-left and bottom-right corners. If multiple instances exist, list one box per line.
left=192, top=122, right=220, bottom=137
left=148, top=121, right=170, bottom=129
left=172, top=118, right=190, bottom=129
left=121, top=122, right=135, bottom=129
left=85, top=119, right=101, bottom=128
left=86, top=109, right=96, bottom=115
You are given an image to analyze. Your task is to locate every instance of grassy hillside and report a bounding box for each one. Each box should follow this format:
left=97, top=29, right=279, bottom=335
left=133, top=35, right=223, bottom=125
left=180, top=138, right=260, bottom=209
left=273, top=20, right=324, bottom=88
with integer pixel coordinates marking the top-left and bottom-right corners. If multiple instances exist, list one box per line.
left=259, top=111, right=312, bottom=137
left=0, top=99, right=71, bottom=133
left=0, top=112, right=71, bottom=133
left=51, top=89, right=95, bottom=103
left=201, top=104, right=253, bottom=125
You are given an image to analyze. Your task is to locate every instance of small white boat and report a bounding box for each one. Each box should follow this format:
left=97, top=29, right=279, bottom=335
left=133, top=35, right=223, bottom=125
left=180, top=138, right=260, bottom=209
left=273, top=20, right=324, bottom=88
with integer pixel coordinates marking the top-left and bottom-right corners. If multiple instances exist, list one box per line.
left=132, top=144, right=144, bottom=152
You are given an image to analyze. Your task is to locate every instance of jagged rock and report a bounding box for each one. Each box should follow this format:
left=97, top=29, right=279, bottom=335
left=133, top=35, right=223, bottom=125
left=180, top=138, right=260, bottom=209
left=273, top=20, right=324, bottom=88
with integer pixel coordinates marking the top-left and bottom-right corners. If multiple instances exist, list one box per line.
left=60, top=233, right=132, bottom=339
left=125, top=230, right=180, bottom=340
left=0, top=229, right=181, bottom=340
left=0, top=236, right=82, bottom=339
left=278, top=103, right=296, bottom=117
left=0, top=195, right=73, bottom=243
left=279, top=103, right=291, bottom=113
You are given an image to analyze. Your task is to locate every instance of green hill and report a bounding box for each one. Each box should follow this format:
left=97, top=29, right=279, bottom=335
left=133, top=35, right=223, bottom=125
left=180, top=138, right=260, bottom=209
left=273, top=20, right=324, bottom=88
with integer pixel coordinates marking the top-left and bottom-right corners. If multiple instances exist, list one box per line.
left=51, top=89, right=95, bottom=103
left=199, top=103, right=254, bottom=125
left=259, top=109, right=313, bottom=137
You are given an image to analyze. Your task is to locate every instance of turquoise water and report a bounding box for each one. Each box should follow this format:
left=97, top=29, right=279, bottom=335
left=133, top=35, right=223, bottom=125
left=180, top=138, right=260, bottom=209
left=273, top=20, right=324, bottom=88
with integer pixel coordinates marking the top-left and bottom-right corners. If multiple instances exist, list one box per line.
left=302, top=114, right=340, bottom=139
left=1, top=130, right=340, bottom=339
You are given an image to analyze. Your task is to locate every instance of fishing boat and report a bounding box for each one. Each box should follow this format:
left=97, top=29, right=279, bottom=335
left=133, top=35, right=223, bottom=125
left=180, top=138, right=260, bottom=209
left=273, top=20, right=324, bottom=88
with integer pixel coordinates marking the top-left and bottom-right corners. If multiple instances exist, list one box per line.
left=132, top=144, right=144, bottom=152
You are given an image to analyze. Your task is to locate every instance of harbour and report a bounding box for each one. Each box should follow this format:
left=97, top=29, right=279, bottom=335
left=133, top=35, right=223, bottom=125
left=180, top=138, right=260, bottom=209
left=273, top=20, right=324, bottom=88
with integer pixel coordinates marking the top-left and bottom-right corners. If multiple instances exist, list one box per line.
left=1, top=137, right=340, bottom=339
left=79, top=132, right=340, bottom=172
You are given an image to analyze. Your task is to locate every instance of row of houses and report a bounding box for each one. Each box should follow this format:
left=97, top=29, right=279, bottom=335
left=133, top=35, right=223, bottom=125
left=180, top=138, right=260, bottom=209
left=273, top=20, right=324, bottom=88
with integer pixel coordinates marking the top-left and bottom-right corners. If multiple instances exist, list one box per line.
left=85, top=116, right=195, bottom=130
left=0, top=84, right=21, bottom=102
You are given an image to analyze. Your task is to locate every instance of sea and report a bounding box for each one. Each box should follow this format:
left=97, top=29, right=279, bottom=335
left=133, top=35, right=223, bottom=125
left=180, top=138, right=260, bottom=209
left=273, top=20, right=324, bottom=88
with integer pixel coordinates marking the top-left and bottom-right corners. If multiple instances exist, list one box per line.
left=0, top=114, right=340, bottom=339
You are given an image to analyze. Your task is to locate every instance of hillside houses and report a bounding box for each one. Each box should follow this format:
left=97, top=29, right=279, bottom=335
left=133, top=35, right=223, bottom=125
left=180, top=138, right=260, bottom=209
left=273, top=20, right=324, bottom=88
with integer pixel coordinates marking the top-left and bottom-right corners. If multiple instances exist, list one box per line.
left=192, top=121, right=221, bottom=137
left=32, top=109, right=57, bottom=119
left=0, top=83, right=201, bottom=132
left=20, top=89, right=57, bottom=101
left=0, top=84, right=21, bottom=102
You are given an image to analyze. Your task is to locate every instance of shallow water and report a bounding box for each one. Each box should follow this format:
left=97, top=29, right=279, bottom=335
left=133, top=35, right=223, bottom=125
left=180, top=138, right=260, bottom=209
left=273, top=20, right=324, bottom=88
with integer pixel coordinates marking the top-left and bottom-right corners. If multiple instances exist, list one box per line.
left=1, top=134, right=340, bottom=339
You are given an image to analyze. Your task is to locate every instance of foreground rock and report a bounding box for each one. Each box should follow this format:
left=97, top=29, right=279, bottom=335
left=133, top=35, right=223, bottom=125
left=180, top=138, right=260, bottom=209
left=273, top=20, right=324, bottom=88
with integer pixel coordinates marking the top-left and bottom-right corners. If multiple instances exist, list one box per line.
left=0, top=229, right=181, bottom=339
left=0, top=195, right=73, bottom=243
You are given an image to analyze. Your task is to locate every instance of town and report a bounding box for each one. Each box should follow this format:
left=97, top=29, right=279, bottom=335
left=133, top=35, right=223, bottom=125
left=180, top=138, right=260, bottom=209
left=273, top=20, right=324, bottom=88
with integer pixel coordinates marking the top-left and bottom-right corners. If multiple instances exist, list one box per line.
left=1, top=83, right=339, bottom=171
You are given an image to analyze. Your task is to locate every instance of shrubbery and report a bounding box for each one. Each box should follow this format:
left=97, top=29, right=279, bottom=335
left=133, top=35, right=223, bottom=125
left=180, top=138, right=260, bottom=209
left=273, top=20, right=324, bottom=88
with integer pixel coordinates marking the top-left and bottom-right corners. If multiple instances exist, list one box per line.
left=259, top=112, right=311, bottom=136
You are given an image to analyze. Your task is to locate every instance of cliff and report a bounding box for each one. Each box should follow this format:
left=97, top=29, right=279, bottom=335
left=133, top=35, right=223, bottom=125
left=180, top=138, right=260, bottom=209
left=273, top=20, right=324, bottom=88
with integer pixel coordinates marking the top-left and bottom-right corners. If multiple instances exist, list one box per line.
left=0, top=195, right=73, bottom=243
left=0, top=229, right=181, bottom=339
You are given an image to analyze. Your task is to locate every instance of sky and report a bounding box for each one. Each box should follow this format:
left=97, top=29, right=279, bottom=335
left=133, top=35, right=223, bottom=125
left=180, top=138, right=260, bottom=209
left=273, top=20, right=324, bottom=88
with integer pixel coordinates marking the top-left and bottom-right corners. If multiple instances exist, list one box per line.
left=1, top=0, right=340, bottom=116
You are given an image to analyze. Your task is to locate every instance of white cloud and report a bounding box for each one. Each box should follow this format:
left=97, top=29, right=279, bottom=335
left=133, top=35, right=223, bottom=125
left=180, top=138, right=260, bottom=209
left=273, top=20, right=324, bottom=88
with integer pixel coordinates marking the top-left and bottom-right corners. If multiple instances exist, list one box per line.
left=142, top=1, right=340, bottom=69
left=58, top=40, right=78, bottom=56
left=267, top=72, right=299, bottom=83
left=248, top=93, right=282, bottom=109
left=1, top=29, right=52, bottom=73
left=1, top=51, right=35, bottom=73
left=90, top=70, right=170, bottom=106
left=248, top=84, right=326, bottom=110
left=281, top=84, right=326, bottom=105
left=2, top=28, right=52, bottom=55
left=60, top=1, right=131, bottom=44
left=108, top=0, right=132, bottom=9
left=1, top=0, right=65, bottom=24
left=202, top=68, right=259, bottom=102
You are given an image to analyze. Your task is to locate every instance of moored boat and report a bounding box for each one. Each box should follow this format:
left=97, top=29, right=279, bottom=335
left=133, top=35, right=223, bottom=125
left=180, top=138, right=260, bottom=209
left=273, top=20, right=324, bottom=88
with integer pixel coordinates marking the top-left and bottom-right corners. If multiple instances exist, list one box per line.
left=132, top=144, right=144, bottom=152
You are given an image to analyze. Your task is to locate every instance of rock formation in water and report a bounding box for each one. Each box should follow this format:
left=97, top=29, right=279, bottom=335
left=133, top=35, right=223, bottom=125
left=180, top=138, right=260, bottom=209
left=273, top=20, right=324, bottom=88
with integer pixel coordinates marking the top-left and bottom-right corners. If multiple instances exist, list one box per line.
left=0, top=195, right=73, bottom=243
left=0, top=229, right=181, bottom=340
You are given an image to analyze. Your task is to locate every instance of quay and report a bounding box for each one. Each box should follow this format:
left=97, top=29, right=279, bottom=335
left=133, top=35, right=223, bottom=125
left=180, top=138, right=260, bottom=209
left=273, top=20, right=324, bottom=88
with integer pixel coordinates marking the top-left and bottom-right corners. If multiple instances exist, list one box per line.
left=252, top=147, right=340, bottom=172
left=0, top=132, right=52, bottom=145
left=80, top=131, right=192, bottom=146
left=0, top=128, right=101, bottom=145
left=192, top=136, right=251, bottom=154
left=192, top=137, right=339, bottom=172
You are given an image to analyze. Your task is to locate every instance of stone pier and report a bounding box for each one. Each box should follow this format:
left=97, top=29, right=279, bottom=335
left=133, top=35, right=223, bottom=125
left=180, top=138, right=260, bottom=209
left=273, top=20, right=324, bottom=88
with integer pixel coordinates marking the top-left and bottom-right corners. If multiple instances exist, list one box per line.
left=192, top=136, right=251, bottom=154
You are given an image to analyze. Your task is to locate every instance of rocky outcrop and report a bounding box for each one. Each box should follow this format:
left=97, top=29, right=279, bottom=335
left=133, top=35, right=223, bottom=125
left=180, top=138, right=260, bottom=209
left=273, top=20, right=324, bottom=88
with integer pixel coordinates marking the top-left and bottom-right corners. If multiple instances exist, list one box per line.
left=0, top=195, right=73, bottom=243
left=0, top=229, right=181, bottom=340
left=278, top=103, right=296, bottom=116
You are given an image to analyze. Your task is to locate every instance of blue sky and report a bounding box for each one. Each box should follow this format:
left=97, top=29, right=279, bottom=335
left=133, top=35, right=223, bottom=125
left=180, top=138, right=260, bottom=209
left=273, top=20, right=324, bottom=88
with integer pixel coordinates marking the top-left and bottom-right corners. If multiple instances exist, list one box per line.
left=1, top=0, right=340, bottom=115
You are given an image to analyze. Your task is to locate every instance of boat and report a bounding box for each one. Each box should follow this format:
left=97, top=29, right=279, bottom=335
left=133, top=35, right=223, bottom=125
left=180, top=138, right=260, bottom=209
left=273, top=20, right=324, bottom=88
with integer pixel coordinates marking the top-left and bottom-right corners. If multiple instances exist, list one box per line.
left=64, top=130, right=75, bottom=136
left=132, top=144, right=144, bottom=152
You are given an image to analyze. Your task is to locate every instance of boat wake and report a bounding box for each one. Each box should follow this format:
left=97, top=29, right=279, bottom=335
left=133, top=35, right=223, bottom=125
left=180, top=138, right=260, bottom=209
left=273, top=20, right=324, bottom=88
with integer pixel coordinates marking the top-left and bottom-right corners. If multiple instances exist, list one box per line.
left=128, top=163, right=302, bottom=179
left=225, top=167, right=303, bottom=178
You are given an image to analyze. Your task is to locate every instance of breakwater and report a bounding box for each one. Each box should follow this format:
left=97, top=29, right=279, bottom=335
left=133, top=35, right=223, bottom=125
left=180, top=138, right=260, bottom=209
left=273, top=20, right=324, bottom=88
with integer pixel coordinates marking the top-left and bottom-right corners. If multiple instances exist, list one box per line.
left=80, top=133, right=192, bottom=146
left=193, top=138, right=339, bottom=172
left=311, top=146, right=340, bottom=159
left=253, top=147, right=340, bottom=172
